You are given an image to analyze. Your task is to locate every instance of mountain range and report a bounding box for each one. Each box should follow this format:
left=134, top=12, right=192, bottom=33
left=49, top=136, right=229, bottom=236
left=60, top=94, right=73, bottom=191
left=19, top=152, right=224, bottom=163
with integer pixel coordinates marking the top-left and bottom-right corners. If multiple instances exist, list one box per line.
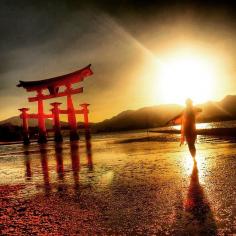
left=1, top=95, right=236, bottom=133
left=93, top=95, right=236, bottom=132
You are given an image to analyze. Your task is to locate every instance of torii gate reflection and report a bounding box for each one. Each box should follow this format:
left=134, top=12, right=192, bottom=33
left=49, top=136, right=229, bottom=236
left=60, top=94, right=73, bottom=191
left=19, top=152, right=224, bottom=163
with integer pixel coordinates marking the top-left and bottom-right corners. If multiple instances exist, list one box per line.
left=23, top=139, right=93, bottom=194
left=17, top=64, right=93, bottom=144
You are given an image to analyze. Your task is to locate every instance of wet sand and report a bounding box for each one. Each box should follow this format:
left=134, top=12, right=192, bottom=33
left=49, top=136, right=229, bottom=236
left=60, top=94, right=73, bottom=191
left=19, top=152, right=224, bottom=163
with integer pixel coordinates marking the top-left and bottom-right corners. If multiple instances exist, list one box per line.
left=0, top=132, right=235, bottom=235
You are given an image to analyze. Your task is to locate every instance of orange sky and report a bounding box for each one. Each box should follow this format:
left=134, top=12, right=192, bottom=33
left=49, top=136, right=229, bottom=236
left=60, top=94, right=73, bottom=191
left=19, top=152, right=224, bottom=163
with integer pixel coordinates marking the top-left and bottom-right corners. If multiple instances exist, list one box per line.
left=1, top=1, right=236, bottom=122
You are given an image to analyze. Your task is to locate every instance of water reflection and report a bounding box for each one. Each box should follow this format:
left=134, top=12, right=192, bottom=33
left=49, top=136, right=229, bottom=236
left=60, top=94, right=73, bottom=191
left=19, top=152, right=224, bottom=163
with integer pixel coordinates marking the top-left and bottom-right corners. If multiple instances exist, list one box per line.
left=86, top=137, right=93, bottom=171
left=55, top=143, right=66, bottom=193
left=70, top=142, right=80, bottom=190
left=182, top=153, right=206, bottom=184
left=55, top=143, right=64, bottom=180
left=39, top=144, right=51, bottom=194
left=173, top=122, right=213, bottom=131
left=184, top=160, right=217, bottom=235
left=23, top=146, right=32, bottom=180
left=23, top=138, right=93, bottom=195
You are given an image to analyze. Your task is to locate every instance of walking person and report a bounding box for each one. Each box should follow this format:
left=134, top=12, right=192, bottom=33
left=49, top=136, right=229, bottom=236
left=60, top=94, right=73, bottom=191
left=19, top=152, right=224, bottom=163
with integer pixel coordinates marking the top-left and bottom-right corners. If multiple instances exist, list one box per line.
left=167, top=98, right=202, bottom=158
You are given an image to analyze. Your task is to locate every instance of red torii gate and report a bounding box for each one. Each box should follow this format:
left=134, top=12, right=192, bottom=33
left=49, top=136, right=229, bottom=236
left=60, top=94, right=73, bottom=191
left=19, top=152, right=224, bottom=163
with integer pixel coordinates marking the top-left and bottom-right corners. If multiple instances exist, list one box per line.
left=17, top=64, right=93, bottom=144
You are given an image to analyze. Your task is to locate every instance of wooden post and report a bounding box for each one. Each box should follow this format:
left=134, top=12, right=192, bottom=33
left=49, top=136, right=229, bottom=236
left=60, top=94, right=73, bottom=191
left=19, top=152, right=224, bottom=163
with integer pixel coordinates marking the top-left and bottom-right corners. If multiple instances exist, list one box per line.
left=51, top=102, right=63, bottom=142
left=19, top=108, right=30, bottom=145
left=66, top=84, right=79, bottom=141
left=80, top=103, right=90, bottom=140
left=37, top=90, right=47, bottom=143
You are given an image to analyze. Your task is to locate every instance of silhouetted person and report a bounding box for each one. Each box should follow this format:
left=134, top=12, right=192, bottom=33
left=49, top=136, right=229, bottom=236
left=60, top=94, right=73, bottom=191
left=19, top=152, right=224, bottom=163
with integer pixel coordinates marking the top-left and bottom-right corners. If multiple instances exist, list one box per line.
left=167, top=98, right=202, bottom=158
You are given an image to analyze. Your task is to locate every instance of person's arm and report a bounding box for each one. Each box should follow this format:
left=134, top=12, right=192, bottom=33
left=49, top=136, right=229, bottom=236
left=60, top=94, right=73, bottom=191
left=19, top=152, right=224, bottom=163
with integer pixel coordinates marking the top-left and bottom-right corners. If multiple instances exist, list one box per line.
left=165, top=112, right=183, bottom=125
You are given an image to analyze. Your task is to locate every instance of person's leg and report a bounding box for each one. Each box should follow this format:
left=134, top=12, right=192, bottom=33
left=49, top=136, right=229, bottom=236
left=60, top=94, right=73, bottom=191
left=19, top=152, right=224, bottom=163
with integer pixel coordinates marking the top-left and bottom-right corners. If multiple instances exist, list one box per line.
left=187, top=142, right=196, bottom=158
left=186, top=134, right=197, bottom=158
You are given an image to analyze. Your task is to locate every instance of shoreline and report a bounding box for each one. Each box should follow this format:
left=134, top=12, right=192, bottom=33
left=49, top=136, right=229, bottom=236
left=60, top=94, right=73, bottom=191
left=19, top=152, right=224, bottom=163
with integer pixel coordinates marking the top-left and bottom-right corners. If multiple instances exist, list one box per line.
left=150, top=127, right=236, bottom=136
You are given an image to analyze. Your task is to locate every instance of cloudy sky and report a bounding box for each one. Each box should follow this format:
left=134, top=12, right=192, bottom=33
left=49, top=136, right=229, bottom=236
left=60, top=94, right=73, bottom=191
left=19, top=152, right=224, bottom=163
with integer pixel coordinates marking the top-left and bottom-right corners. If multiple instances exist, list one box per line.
left=1, top=0, right=236, bottom=122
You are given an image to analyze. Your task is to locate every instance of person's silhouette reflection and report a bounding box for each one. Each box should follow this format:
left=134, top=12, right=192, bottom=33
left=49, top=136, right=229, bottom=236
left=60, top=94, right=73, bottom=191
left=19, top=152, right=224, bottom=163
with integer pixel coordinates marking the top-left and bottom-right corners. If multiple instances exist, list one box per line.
left=184, top=160, right=217, bottom=235
left=39, top=144, right=51, bottom=194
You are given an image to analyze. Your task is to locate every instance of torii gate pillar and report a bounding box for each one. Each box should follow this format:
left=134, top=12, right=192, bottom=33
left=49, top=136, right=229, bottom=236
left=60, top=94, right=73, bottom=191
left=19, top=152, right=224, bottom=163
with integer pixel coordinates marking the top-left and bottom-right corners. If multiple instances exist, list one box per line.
left=37, top=90, right=47, bottom=143
left=66, top=84, right=79, bottom=141
left=80, top=103, right=90, bottom=140
left=19, top=108, right=30, bottom=145
left=51, top=102, right=63, bottom=142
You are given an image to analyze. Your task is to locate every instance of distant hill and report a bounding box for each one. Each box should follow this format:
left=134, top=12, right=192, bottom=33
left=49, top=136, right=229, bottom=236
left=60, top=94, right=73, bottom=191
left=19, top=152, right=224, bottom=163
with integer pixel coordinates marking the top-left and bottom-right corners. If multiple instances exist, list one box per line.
left=1, top=95, right=236, bottom=134
left=92, top=104, right=183, bottom=132
left=197, top=95, right=236, bottom=122
left=0, top=116, right=67, bottom=129
left=93, top=95, right=236, bottom=132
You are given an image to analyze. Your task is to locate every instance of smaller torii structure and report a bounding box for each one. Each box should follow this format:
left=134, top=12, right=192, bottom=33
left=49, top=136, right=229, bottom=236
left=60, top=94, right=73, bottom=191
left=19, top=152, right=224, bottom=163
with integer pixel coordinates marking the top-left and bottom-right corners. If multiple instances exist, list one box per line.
left=17, top=64, right=93, bottom=144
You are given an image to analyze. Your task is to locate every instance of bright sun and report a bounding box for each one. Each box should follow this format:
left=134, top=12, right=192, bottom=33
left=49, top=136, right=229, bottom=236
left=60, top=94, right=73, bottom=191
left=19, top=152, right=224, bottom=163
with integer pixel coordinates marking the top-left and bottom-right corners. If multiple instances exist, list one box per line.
left=156, top=52, right=216, bottom=105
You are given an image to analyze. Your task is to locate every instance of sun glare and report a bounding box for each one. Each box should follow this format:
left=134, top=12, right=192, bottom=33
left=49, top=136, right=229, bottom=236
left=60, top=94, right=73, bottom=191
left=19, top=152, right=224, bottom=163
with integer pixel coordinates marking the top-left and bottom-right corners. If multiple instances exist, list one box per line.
left=156, top=52, right=216, bottom=105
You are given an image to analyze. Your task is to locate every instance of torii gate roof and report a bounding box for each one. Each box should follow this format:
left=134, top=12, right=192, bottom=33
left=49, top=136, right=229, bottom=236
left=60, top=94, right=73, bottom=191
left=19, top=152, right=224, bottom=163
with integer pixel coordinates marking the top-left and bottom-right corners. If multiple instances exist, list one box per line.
left=17, top=64, right=93, bottom=92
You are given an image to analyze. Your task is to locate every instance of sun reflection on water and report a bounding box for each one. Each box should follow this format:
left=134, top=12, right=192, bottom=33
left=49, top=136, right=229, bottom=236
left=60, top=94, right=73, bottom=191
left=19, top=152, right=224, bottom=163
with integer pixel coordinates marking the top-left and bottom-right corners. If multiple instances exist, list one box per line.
left=99, top=171, right=114, bottom=186
left=181, top=151, right=206, bottom=184
left=196, top=123, right=213, bottom=130
left=173, top=122, right=212, bottom=130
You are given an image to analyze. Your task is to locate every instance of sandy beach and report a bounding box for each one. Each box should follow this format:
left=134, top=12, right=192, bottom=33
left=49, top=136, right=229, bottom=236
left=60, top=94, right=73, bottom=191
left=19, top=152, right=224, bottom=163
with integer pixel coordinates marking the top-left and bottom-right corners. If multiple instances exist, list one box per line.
left=0, top=131, right=235, bottom=235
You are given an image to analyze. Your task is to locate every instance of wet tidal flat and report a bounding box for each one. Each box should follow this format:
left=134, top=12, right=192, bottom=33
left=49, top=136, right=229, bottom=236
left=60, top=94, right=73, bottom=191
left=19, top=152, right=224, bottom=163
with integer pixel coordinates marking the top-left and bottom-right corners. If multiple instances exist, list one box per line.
left=0, top=132, right=236, bottom=235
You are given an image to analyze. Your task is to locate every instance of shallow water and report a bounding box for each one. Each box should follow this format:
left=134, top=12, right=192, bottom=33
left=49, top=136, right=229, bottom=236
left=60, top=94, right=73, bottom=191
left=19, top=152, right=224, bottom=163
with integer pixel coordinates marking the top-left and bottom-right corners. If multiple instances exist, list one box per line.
left=0, top=131, right=236, bottom=235
left=153, top=119, right=236, bottom=130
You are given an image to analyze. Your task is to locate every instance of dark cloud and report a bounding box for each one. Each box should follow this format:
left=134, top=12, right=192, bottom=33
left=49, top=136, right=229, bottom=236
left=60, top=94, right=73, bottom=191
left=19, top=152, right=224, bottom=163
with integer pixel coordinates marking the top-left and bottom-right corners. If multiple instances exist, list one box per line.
left=1, top=0, right=236, bottom=58
left=1, top=0, right=236, bottom=120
